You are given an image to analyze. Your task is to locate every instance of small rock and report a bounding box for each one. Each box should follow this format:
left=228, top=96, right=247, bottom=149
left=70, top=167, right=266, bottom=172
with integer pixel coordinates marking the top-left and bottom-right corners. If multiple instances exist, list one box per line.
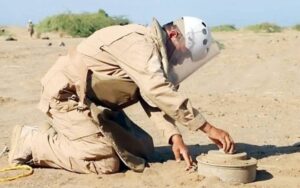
left=5, top=36, right=17, bottom=41
left=292, top=142, right=300, bottom=147
left=59, top=42, right=65, bottom=47
left=41, top=36, right=50, bottom=40
left=0, top=145, right=9, bottom=157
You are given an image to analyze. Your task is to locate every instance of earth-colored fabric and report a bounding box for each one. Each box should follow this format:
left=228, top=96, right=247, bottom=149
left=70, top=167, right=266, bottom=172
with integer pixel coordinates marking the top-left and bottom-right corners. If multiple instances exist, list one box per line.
left=89, top=102, right=154, bottom=172
left=76, top=19, right=206, bottom=131
left=86, top=71, right=139, bottom=110
left=36, top=18, right=207, bottom=173
left=32, top=99, right=120, bottom=174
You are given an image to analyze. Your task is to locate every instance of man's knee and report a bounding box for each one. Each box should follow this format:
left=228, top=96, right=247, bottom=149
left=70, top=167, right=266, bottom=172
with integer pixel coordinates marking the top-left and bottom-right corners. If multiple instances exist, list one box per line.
left=97, top=155, right=120, bottom=174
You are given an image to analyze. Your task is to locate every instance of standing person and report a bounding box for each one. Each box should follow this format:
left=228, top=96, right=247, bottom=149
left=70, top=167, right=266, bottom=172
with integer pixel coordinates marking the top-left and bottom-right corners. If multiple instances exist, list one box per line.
left=27, top=20, right=34, bottom=38
left=9, top=16, right=235, bottom=174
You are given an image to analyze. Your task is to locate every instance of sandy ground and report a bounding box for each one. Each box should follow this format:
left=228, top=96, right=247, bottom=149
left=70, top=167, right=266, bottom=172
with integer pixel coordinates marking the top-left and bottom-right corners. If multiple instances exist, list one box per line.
left=0, top=27, right=299, bottom=187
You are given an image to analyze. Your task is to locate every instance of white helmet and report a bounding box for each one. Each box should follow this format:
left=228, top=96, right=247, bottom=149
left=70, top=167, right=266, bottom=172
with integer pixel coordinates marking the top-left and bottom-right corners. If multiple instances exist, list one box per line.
left=167, top=16, right=220, bottom=85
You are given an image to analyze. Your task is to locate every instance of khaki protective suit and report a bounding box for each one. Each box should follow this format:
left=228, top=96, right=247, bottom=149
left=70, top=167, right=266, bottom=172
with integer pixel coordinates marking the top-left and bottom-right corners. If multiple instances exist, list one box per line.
left=33, top=18, right=207, bottom=174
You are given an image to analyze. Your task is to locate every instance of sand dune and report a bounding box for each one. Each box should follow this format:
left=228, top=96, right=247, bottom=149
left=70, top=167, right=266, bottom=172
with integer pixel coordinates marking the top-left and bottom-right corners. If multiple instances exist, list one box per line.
left=0, top=27, right=299, bottom=187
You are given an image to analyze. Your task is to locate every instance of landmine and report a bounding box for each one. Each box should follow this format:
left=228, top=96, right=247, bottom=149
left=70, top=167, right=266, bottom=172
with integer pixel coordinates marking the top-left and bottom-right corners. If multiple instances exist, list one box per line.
left=197, top=150, right=257, bottom=183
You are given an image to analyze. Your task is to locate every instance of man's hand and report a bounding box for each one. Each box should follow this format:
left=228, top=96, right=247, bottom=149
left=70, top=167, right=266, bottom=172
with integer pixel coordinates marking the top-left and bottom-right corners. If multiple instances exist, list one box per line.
left=199, top=122, right=235, bottom=153
left=170, top=134, right=193, bottom=170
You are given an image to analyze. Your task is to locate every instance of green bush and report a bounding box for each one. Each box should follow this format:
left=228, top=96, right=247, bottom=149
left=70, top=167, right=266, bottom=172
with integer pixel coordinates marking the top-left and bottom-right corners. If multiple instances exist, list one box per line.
left=211, top=25, right=237, bottom=32
left=36, top=9, right=130, bottom=37
left=292, top=24, right=300, bottom=31
left=245, top=22, right=282, bottom=33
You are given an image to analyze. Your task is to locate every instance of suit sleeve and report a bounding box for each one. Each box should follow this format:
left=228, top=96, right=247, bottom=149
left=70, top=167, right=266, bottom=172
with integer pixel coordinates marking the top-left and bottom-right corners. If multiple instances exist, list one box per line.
left=117, top=39, right=207, bottom=131
left=139, top=95, right=181, bottom=144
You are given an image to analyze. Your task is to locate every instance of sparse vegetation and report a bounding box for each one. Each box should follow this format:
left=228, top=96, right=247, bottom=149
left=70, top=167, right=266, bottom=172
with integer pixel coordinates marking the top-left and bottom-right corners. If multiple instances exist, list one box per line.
left=211, top=25, right=237, bottom=32
left=36, top=9, right=130, bottom=37
left=215, top=40, right=225, bottom=50
left=34, top=8, right=290, bottom=38
left=0, top=28, right=10, bottom=36
left=245, top=22, right=282, bottom=33
left=292, top=24, right=300, bottom=31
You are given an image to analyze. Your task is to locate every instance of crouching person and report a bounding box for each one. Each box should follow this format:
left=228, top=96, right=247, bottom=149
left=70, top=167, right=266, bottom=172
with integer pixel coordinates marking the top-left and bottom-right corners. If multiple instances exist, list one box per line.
left=9, top=16, right=235, bottom=174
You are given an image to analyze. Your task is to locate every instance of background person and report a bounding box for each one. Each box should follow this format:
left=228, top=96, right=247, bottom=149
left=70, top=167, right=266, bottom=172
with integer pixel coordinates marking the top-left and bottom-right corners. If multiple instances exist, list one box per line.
left=27, top=20, right=34, bottom=38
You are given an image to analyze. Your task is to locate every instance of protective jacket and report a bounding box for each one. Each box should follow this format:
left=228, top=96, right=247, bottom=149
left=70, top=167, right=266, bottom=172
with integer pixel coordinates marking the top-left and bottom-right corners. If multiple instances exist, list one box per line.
left=38, top=18, right=206, bottom=171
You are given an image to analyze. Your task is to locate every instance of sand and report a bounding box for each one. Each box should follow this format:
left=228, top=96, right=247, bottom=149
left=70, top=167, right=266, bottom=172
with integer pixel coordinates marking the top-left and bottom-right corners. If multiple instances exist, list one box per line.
left=0, top=27, right=299, bottom=187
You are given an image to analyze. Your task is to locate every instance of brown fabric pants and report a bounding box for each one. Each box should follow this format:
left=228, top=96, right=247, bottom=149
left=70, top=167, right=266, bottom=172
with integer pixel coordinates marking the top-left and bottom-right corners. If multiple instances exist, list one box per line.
left=31, top=99, right=120, bottom=174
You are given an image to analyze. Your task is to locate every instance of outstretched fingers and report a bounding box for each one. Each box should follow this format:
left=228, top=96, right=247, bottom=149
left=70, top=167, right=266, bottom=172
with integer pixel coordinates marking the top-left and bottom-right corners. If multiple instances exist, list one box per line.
left=181, top=149, right=192, bottom=170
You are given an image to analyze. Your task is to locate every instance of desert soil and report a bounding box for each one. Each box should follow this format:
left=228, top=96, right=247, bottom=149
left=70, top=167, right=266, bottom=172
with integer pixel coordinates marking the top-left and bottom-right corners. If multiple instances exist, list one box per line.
left=0, top=27, right=299, bottom=188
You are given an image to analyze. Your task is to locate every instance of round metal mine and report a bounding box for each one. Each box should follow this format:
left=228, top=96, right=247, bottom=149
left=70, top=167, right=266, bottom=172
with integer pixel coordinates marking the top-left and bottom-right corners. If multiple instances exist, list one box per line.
left=196, top=150, right=257, bottom=183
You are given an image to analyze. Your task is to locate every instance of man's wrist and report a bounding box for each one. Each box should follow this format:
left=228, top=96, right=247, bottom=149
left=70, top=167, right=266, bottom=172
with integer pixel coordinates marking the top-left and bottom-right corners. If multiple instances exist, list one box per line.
left=170, top=134, right=182, bottom=145
left=198, top=122, right=212, bottom=134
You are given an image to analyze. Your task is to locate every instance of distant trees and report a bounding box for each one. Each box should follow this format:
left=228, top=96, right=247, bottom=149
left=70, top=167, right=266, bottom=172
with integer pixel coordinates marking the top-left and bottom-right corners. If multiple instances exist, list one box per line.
left=35, top=9, right=300, bottom=36
left=211, top=25, right=237, bottom=32
left=36, top=9, right=130, bottom=37
left=292, top=24, right=300, bottom=31
left=245, top=23, right=282, bottom=33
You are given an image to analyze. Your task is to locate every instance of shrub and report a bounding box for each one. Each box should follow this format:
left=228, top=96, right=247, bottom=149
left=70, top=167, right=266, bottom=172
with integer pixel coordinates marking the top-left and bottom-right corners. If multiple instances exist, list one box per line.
left=211, top=25, right=237, bottom=32
left=215, top=40, right=225, bottom=50
left=292, top=24, right=300, bottom=31
left=0, top=28, right=10, bottom=36
left=36, top=9, right=130, bottom=37
left=245, top=23, right=282, bottom=33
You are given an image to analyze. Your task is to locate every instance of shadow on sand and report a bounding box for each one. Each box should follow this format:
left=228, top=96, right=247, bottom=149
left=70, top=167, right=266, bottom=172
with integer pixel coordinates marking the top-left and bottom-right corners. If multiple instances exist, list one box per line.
left=154, top=142, right=300, bottom=161
left=152, top=143, right=300, bottom=182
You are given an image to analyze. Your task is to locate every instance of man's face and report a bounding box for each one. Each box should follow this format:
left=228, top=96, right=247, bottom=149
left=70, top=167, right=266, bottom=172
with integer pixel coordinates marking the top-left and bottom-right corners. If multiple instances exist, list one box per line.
left=169, top=35, right=192, bottom=66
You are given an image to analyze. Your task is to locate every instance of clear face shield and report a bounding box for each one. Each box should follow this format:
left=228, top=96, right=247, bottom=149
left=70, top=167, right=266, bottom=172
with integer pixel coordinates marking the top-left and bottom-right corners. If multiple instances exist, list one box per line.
left=167, top=41, right=220, bottom=86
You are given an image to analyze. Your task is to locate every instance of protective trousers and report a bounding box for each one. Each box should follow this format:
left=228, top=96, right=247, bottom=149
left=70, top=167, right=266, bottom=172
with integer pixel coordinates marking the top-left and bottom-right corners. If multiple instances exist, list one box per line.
left=31, top=99, right=120, bottom=174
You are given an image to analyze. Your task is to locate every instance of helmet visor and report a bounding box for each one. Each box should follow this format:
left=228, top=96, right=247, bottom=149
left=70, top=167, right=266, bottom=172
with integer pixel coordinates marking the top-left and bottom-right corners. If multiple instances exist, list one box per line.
left=167, top=41, right=220, bottom=86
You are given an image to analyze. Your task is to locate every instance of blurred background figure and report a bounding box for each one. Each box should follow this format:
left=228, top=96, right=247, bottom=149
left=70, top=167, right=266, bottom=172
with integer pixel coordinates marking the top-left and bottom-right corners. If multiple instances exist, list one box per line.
left=27, top=19, right=34, bottom=38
